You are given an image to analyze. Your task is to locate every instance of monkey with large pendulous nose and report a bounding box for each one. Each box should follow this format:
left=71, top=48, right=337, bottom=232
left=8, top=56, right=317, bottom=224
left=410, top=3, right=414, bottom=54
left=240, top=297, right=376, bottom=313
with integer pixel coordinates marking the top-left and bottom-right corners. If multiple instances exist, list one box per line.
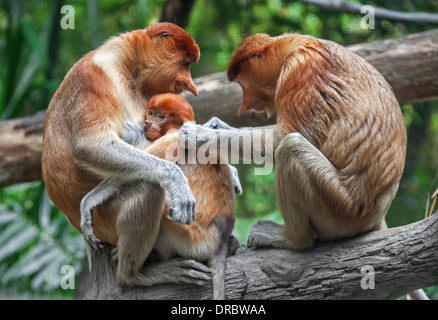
left=42, top=23, right=214, bottom=287
left=180, top=32, right=407, bottom=250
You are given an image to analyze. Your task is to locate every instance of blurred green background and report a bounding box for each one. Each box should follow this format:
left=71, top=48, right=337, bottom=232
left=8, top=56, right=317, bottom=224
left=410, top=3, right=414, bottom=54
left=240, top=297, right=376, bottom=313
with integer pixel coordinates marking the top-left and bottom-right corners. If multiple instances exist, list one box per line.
left=0, top=0, right=437, bottom=299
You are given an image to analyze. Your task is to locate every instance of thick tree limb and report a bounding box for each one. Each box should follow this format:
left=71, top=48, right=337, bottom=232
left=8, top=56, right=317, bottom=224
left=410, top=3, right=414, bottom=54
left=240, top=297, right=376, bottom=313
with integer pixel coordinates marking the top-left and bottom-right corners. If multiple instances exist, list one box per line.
left=0, top=110, right=45, bottom=186
left=160, top=0, right=196, bottom=29
left=84, top=213, right=438, bottom=299
left=347, top=28, right=438, bottom=105
left=295, top=0, right=438, bottom=25
left=1, top=29, right=438, bottom=187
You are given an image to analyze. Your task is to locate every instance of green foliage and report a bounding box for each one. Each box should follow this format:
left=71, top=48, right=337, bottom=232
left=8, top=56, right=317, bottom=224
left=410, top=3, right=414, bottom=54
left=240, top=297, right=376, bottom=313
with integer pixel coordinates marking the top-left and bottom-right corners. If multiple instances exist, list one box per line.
left=1, top=0, right=438, bottom=299
left=0, top=183, right=85, bottom=298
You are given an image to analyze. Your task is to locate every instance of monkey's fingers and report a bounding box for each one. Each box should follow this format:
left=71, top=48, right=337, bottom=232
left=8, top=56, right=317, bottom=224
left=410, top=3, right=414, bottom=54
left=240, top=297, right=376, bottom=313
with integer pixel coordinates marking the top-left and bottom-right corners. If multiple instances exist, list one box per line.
left=203, top=117, right=234, bottom=130
left=247, top=220, right=294, bottom=250
left=167, top=187, right=196, bottom=225
left=229, top=165, right=243, bottom=195
left=140, top=258, right=212, bottom=287
left=179, top=122, right=214, bottom=149
left=172, top=258, right=213, bottom=286
left=162, top=165, right=196, bottom=225
left=168, top=197, right=196, bottom=225
left=85, top=234, right=102, bottom=251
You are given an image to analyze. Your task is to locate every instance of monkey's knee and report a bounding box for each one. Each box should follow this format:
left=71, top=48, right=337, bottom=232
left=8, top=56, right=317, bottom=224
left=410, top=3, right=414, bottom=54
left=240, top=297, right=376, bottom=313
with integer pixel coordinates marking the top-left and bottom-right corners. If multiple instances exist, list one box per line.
left=275, top=132, right=306, bottom=161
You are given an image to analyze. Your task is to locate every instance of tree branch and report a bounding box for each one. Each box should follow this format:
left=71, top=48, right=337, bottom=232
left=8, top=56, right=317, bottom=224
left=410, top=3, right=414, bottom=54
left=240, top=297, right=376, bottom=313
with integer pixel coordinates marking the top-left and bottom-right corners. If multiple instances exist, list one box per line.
left=296, top=0, right=438, bottom=25
left=0, top=110, right=45, bottom=186
left=83, top=213, right=438, bottom=299
left=1, top=29, right=438, bottom=187
left=160, top=0, right=196, bottom=29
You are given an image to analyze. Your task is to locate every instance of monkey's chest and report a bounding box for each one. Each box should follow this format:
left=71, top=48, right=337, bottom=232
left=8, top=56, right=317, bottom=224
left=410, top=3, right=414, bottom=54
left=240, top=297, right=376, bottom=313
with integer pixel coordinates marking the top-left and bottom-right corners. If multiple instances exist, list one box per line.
left=122, top=121, right=149, bottom=148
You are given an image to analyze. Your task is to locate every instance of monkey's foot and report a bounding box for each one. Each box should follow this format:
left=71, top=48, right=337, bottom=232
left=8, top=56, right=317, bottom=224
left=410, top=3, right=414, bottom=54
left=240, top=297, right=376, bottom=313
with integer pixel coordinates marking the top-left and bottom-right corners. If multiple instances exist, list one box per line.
left=247, top=220, right=294, bottom=250
left=227, top=234, right=246, bottom=256
left=247, top=220, right=314, bottom=250
left=142, top=258, right=212, bottom=286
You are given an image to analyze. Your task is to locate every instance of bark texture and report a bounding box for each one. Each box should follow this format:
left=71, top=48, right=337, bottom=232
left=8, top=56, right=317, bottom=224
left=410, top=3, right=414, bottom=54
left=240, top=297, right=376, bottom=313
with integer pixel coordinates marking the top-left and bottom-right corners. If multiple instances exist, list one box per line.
left=84, top=214, right=438, bottom=300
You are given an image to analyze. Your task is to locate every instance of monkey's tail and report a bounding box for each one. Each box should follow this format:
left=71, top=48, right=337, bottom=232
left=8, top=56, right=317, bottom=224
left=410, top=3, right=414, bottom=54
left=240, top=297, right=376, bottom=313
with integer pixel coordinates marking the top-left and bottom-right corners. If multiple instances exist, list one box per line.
left=210, top=240, right=228, bottom=300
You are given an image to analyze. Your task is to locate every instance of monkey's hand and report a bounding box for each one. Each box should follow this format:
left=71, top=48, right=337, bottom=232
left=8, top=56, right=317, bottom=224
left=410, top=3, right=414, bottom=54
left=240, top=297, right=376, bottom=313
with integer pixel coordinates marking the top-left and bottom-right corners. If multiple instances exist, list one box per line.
left=203, top=117, right=234, bottom=130
left=161, top=165, right=196, bottom=225
left=80, top=207, right=103, bottom=251
left=179, top=122, right=218, bottom=148
left=229, top=165, right=243, bottom=195
left=84, top=228, right=103, bottom=251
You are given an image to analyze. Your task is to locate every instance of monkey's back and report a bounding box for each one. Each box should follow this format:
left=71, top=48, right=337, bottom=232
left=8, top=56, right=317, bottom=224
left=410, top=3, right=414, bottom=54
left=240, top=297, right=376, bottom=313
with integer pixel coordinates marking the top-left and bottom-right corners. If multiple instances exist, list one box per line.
left=42, top=53, right=105, bottom=232
left=277, top=37, right=407, bottom=232
left=156, top=162, right=235, bottom=261
left=145, top=133, right=235, bottom=261
left=42, top=50, right=142, bottom=245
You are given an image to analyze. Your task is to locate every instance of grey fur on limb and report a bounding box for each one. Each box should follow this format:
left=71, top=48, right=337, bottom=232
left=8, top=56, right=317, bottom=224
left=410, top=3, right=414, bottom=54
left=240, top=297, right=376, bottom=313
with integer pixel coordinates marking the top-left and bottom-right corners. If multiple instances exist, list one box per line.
left=84, top=213, right=438, bottom=299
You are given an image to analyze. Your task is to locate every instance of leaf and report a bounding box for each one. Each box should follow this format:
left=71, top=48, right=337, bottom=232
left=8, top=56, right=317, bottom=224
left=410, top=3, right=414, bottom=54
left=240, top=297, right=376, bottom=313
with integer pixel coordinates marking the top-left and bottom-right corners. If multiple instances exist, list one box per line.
left=0, top=219, right=39, bottom=262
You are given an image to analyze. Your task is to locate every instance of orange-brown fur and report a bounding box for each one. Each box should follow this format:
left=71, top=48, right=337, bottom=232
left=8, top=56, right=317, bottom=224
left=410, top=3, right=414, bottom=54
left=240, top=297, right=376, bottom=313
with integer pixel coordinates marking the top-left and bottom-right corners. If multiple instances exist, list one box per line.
left=42, top=23, right=207, bottom=287
left=143, top=94, right=235, bottom=299
left=42, top=23, right=199, bottom=245
left=143, top=94, right=235, bottom=259
left=144, top=93, right=194, bottom=142
left=227, top=33, right=406, bottom=247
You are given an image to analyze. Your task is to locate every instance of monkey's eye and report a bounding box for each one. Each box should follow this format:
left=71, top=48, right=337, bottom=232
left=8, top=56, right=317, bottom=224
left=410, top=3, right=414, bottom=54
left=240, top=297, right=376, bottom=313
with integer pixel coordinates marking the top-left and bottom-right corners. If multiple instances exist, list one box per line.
left=147, top=110, right=154, bottom=116
left=159, top=32, right=171, bottom=38
left=246, top=53, right=261, bottom=61
left=157, top=113, right=166, bottom=120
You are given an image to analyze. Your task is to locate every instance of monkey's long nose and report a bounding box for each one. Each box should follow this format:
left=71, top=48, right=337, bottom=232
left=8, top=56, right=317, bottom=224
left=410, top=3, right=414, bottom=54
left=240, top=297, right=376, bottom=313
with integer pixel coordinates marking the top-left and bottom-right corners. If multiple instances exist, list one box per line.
left=186, top=78, right=198, bottom=97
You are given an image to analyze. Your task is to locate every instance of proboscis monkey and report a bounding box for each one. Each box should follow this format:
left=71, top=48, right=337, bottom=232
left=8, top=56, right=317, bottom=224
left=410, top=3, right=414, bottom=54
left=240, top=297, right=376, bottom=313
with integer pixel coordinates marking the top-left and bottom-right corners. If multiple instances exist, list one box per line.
left=41, top=23, right=214, bottom=286
left=81, top=93, right=236, bottom=299
left=179, top=32, right=407, bottom=250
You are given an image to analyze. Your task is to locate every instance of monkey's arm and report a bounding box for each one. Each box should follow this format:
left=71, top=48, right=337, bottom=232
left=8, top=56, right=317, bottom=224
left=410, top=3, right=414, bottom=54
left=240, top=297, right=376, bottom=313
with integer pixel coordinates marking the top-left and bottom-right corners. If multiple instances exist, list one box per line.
left=73, top=134, right=196, bottom=225
left=203, top=117, right=242, bottom=194
left=179, top=121, right=282, bottom=164
left=80, top=178, right=121, bottom=249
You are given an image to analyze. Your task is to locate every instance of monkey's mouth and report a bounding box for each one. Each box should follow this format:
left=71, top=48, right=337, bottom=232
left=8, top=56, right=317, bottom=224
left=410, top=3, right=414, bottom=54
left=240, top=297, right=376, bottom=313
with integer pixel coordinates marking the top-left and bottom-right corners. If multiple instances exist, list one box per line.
left=254, top=105, right=265, bottom=112
left=146, top=131, right=160, bottom=142
left=173, top=80, right=198, bottom=96
left=173, top=83, right=184, bottom=94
